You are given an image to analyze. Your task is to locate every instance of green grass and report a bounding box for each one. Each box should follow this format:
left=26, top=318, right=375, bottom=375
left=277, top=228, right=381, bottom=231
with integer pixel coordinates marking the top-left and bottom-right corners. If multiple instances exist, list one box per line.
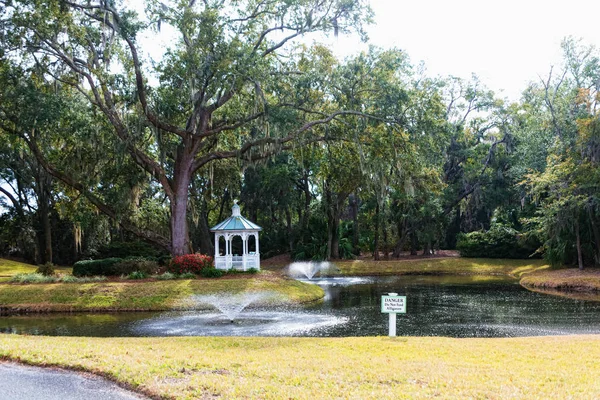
left=521, top=268, right=600, bottom=292
left=331, top=258, right=549, bottom=279
left=1, top=334, right=599, bottom=399
left=0, top=272, right=323, bottom=312
left=0, top=259, right=71, bottom=282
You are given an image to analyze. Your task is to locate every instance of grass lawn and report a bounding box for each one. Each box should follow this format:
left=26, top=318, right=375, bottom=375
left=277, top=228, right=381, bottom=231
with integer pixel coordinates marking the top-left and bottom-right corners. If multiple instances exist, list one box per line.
left=0, top=259, right=71, bottom=282
left=0, top=257, right=553, bottom=312
left=331, top=258, right=549, bottom=279
left=521, top=268, right=600, bottom=292
left=1, top=334, right=600, bottom=399
left=0, top=257, right=323, bottom=313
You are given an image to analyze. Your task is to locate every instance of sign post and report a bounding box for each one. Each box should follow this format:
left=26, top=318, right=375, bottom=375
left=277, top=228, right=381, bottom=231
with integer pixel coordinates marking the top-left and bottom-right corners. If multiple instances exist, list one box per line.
left=381, top=293, right=406, bottom=337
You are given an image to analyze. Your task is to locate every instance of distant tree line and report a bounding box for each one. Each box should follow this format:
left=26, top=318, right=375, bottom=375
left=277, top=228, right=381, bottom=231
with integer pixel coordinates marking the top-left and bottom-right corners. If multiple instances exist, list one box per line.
left=0, top=1, right=598, bottom=268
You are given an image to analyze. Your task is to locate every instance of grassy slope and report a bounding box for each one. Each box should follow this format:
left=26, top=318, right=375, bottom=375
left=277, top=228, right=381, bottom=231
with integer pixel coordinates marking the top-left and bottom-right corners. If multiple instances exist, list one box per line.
left=0, top=259, right=71, bottom=282
left=521, top=268, right=600, bottom=292
left=1, top=334, right=600, bottom=399
left=333, top=258, right=549, bottom=278
left=0, top=273, right=323, bottom=312
left=0, top=258, right=552, bottom=312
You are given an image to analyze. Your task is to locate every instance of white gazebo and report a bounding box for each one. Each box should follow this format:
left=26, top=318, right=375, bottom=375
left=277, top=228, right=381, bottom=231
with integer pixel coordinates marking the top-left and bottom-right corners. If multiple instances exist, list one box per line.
left=210, top=200, right=262, bottom=271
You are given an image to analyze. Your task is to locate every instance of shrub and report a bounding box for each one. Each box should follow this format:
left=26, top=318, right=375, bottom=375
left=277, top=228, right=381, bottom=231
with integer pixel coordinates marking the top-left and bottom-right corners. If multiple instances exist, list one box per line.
left=157, top=254, right=172, bottom=266
left=10, top=273, right=57, bottom=283
left=153, top=272, right=177, bottom=280
left=10, top=274, right=109, bottom=284
left=200, top=267, right=224, bottom=278
left=36, top=262, right=56, bottom=276
left=60, top=274, right=78, bottom=283
left=167, top=254, right=213, bottom=275
left=456, top=225, right=541, bottom=259
left=247, top=267, right=258, bottom=274
left=96, top=240, right=162, bottom=259
left=178, top=272, right=196, bottom=279
left=59, top=275, right=107, bottom=283
left=113, top=257, right=160, bottom=275
left=127, top=271, right=148, bottom=280
left=72, top=258, right=123, bottom=276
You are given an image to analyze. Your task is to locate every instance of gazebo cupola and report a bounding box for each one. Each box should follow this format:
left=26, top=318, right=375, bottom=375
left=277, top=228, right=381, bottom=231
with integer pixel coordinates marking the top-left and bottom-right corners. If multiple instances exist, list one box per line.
left=210, top=200, right=262, bottom=271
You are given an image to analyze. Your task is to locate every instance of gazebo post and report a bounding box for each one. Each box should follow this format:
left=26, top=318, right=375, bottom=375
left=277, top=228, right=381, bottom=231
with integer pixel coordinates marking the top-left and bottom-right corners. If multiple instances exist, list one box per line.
left=242, top=233, right=247, bottom=270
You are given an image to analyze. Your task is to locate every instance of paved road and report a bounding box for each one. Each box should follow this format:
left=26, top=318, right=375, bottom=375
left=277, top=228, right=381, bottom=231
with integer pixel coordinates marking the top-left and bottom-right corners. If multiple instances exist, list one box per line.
left=0, top=362, right=149, bottom=400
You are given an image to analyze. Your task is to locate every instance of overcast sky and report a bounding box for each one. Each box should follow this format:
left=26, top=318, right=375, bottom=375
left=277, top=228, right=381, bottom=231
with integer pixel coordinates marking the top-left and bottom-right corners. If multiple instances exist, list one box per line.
left=138, top=0, right=600, bottom=103
left=318, top=0, right=600, bottom=102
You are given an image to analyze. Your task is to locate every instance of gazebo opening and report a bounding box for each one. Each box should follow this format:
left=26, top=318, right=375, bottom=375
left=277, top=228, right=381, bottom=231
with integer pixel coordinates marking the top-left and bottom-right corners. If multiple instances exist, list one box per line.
left=217, top=236, right=227, bottom=256
left=210, top=200, right=262, bottom=271
left=247, top=235, right=257, bottom=254
left=231, top=235, right=243, bottom=256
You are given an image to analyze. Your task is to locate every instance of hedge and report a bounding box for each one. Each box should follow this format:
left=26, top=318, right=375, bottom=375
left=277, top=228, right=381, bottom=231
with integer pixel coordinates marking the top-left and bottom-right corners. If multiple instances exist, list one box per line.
left=456, top=226, right=540, bottom=259
left=72, top=258, right=123, bottom=276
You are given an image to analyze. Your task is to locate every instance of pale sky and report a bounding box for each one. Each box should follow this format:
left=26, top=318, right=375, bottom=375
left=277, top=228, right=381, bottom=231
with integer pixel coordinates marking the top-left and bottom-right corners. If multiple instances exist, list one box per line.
left=138, top=0, right=600, bottom=103
left=320, top=0, right=600, bottom=102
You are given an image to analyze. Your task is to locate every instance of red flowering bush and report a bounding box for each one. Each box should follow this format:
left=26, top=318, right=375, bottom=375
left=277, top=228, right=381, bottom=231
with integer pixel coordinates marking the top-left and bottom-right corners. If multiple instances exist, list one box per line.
left=167, top=254, right=214, bottom=275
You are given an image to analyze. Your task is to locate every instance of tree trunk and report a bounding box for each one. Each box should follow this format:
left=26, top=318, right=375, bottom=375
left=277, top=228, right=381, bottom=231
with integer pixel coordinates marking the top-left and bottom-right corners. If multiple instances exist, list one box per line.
left=588, top=205, right=600, bottom=266
left=40, top=198, right=52, bottom=263
left=170, top=151, right=194, bottom=256
left=575, top=219, right=584, bottom=270
left=422, top=241, right=432, bottom=256
left=301, top=171, right=311, bottom=233
left=410, top=231, right=418, bottom=255
left=373, top=201, right=380, bottom=261
left=35, top=167, right=52, bottom=264
left=197, top=203, right=214, bottom=256
left=330, top=216, right=340, bottom=259
left=350, top=192, right=360, bottom=254
left=381, top=201, right=389, bottom=260
left=324, top=181, right=344, bottom=260
left=285, top=207, right=294, bottom=253
left=392, top=221, right=408, bottom=258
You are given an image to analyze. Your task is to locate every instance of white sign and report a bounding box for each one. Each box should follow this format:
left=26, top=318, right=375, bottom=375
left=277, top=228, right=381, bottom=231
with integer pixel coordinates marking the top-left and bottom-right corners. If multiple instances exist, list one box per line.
left=381, top=295, right=406, bottom=314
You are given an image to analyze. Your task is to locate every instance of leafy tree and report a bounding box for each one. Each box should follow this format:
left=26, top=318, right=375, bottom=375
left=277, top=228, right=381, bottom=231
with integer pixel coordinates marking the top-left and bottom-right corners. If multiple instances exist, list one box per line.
left=519, top=38, right=600, bottom=268
left=1, top=0, right=373, bottom=255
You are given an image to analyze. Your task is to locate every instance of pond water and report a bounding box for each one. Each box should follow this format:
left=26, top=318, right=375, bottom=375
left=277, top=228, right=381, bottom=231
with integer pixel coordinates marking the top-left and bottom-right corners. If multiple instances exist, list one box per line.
left=1, top=275, right=600, bottom=338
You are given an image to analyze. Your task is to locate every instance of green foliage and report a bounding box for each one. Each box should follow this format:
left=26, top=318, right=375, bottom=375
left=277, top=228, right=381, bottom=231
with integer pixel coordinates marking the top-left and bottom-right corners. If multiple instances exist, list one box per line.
left=127, top=271, right=148, bottom=280
left=10, top=273, right=107, bottom=283
left=200, top=268, right=224, bottom=278
left=35, top=262, right=56, bottom=276
left=178, top=272, right=196, bottom=279
left=72, top=258, right=123, bottom=277
left=457, top=225, right=540, bottom=259
left=247, top=267, right=258, bottom=274
left=97, top=241, right=163, bottom=259
left=10, top=273, right=56, bottom=283
left=113, top=257, right=160, bottom=275
left=153, top=272, right=177, bottom=280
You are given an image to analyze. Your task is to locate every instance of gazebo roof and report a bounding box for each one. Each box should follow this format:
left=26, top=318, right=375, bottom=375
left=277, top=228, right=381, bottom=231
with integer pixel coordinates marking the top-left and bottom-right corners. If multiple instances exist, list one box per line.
left=210, top=201, right=262, bottom=232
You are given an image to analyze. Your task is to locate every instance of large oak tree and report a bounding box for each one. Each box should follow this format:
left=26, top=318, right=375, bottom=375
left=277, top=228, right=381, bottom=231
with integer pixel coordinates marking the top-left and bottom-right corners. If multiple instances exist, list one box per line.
left=1, top=0, right=373, bottom=255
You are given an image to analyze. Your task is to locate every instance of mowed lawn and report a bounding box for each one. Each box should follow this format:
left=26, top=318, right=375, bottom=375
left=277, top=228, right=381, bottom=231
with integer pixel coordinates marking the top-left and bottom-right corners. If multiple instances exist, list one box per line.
left=1, top=334, right=599, bottom=399
left=332, top=258, right=549, bottom=278
left=0, top=258, right=323, bottom=312
left=0, top=258, right=71, bottom=282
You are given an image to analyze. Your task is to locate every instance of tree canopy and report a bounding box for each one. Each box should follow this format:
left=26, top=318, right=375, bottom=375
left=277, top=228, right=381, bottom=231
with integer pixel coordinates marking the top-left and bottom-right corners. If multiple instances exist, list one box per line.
left=0, top=2, right=599, bottom=269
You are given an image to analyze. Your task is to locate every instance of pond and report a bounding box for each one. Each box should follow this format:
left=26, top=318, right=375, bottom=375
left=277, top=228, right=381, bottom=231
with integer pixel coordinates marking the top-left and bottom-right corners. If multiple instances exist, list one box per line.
left=1, top=275, right=600, bottom=338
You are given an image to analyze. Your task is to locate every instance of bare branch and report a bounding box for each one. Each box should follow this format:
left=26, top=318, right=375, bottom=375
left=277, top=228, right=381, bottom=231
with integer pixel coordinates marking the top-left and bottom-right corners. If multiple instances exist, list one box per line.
left=192, top=110, right=381, bottom=171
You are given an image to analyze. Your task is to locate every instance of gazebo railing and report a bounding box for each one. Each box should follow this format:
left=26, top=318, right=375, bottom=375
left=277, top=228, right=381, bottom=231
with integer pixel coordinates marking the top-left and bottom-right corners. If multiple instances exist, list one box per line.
left=215, top=253, right=260, bottom=271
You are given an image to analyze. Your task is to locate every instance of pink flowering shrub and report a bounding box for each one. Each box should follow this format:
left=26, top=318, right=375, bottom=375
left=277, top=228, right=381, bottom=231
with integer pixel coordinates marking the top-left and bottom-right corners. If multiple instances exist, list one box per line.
left=167, top=254, right=213, bottom=275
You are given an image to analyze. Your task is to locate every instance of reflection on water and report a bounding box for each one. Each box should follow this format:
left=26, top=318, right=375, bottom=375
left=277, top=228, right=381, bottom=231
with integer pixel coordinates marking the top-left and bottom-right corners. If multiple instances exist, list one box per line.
left=1, top=275, right=600, bottom=338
